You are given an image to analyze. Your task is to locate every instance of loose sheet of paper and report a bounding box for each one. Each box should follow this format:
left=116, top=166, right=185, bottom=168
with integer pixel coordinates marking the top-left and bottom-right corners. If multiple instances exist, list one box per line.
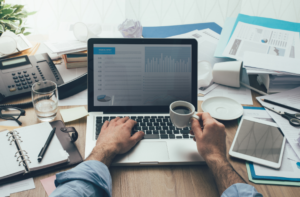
left=257, top=86, right=300, bottom=159
left=40, top=175, right=56, bottom=196
left=0, top=184, right=9, bottom=197
left=60, top=107, right=89, bottom=123
left=198, top=68, right=253, bottom=105
left=44, top=31, right=86, bottom=54
left=0, top=120, right=20, bottom=133
left=222, top=22, right=299, bottom=60
left=0, top=120, right=19, bottom=127
left=243, top=52, right=300, bottom=75
left=9, top=178, right=35, bottom=194
left=214, top=17, right=237, bottom=58
left=0, top=178, right=35, bottom=197
left=243, top=108, right=275, bottom=122
left=253, top=143, right=300, bottom=179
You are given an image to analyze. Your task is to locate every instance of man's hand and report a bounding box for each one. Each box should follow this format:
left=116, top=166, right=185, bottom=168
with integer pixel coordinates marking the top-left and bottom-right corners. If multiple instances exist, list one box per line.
left=86, top=117, right=145, bottom=166
left=190, top=112, right=226, bottom=161
left=190, top=112, right=245, bottom=195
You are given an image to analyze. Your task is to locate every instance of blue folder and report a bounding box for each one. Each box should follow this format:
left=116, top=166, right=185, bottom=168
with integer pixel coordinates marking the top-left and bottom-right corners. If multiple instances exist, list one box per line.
left=249, top=162, right=300, bottom=182
left=142, top=22, right=222, bottom=38
left=229, top=14, right=300, bottom=41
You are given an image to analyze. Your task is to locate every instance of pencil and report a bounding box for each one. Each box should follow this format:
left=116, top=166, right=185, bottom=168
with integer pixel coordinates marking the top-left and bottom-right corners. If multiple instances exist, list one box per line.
left=261, top=98, right=300, bottom=112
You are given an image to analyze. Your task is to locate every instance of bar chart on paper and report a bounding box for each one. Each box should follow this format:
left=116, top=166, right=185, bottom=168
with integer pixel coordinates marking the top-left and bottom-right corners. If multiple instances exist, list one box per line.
left=145, top=47, right=191, bottom=72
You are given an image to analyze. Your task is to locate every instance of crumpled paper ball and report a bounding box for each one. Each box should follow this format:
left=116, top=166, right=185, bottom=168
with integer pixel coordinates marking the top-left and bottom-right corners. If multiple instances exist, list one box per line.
left=118, top=19, right=143, bottom=38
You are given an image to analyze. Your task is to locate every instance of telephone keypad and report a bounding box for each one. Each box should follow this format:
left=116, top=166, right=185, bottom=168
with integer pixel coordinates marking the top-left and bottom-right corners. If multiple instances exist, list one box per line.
left=1, top=54, right=64, bottom=97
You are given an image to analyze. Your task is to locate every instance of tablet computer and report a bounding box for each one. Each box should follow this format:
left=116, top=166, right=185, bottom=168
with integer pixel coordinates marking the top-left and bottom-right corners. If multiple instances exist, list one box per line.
left=229, top=116, right=286, bottom=169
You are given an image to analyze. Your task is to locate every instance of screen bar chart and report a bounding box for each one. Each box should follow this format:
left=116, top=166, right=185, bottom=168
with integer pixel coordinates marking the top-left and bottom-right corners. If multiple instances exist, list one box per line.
left=145, top=47, right=191, bottom=72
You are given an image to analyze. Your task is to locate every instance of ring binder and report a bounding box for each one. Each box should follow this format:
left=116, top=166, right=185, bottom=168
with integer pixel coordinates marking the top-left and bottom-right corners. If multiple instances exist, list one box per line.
left=15, top=150, right=28, bottom=157
left=7, top=130, right=30, bottom=174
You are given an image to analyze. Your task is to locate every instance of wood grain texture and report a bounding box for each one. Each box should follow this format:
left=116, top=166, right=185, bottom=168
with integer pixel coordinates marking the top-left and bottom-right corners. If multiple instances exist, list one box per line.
left=2, top=78, right=299, bottom=197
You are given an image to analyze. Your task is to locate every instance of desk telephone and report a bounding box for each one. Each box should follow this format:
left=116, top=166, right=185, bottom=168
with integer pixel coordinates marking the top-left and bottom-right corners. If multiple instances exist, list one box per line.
left=0, top=53, right=87, bottom=107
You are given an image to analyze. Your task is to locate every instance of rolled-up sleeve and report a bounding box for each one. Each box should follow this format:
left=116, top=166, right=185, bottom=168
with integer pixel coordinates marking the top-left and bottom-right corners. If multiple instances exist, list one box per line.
left=50, top=160, right=112, bottom=197
left=221, top=183, right=263, bottom=197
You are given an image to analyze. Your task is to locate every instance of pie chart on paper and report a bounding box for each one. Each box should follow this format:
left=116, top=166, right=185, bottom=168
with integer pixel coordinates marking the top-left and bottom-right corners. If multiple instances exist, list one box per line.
left=97, top=95, right=112, bottom=102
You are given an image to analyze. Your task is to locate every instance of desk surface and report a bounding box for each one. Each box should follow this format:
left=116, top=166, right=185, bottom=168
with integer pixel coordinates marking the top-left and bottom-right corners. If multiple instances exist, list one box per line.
left=3, top=76, right=298, bottom=197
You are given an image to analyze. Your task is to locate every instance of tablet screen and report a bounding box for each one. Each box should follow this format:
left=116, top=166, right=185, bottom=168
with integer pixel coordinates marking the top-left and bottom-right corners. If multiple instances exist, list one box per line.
left=232, top=119, right=284, bottom=163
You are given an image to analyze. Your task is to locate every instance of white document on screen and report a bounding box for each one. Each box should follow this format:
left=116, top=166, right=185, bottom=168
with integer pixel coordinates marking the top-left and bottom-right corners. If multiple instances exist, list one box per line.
left=222, top=22, right=299, bottom=61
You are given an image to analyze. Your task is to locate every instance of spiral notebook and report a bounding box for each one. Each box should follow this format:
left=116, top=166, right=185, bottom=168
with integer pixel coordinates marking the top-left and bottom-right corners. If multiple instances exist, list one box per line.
left=0, top=122, right=69, bottom=180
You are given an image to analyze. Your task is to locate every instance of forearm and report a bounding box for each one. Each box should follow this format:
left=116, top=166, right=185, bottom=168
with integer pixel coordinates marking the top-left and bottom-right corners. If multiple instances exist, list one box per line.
left=86, top=144, right=117, bottom=167
left=205, top=155, right=245, bottom=195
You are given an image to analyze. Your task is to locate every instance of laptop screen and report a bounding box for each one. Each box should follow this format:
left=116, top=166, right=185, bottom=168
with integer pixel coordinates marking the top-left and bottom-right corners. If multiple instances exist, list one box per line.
left=93, top=44, right=192, bottom=106
left=88, top=38, right=197, bottom=113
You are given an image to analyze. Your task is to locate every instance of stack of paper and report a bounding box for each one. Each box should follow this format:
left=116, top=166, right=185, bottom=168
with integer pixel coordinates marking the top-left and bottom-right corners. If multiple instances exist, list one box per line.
left=45, top=31, right=87, bottom=56
left=45, top=30, right=123, bottom=56
left=215, top=14, right=300, bottom=93
left=258, top=73, right=300, bottom=93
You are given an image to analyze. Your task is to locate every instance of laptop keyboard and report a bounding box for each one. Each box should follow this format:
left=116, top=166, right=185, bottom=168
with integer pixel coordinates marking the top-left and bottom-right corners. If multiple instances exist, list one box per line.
left=95, top=116, right=194, bottom=140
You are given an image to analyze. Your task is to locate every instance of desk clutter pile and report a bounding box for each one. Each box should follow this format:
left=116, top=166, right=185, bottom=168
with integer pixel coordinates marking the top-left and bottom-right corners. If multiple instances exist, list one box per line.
left=1, top=9, right=300, bottom=196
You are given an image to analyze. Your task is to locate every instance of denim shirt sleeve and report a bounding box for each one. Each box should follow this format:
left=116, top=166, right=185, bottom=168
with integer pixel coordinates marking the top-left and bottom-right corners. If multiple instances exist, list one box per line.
left=221, top=183, right=263, bottom=197
left=50, top=160, right=112, bottom=197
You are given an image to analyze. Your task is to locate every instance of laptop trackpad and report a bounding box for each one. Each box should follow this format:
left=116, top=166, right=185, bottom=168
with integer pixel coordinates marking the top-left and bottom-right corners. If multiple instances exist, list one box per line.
left=128, top=141, right=169, bottom=162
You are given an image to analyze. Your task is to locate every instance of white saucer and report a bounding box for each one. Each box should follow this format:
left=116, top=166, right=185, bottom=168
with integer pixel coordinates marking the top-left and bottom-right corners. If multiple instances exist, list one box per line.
left=201, top=96, right=243, bottom=120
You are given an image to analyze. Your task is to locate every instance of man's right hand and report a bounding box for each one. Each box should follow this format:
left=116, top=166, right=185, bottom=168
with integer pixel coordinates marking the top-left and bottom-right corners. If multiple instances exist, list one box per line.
left=190, top=112, right=247, bottom=195
left=190, top=112, right=226, bottom=161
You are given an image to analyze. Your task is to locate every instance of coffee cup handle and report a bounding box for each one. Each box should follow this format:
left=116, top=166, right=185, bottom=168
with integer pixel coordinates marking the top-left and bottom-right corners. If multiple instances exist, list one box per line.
left=192, top=113, right=200, bottom=120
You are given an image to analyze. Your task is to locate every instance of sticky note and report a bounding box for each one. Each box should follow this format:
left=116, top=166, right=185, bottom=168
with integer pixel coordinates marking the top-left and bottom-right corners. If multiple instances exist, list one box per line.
left=60, top=106, right=89, bottom=123
left=40, top=175, right=56, bottom=196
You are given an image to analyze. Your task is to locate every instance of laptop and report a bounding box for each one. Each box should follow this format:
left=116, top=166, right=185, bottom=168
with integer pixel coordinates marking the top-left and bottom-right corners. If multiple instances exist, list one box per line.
left=85, top=38, right=205, bottom=165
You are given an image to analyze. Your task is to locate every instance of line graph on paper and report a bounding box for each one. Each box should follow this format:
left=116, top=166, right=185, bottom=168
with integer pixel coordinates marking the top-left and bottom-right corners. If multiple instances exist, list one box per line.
left=145, top=47, right=191, bottom=72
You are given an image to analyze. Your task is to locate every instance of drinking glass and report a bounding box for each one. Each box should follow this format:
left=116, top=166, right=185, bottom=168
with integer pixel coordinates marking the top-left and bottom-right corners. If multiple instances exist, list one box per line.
left=31, top=80, right=58, bottom=121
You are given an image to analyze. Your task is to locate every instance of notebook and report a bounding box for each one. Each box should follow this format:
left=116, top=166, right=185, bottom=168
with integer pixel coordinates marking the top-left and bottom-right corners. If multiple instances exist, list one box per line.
left=0, top=122, right=69, bottom=180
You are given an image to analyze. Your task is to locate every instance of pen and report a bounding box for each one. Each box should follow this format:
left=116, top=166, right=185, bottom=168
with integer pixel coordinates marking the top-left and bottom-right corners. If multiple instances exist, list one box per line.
left=38, top=127, right=56, bottom=162
left=261, top=99, right=300, bottom=112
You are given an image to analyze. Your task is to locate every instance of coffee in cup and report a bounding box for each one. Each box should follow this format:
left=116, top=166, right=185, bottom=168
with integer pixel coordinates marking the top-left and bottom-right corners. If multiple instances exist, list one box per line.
left=170, top=101, right=199, bottom=129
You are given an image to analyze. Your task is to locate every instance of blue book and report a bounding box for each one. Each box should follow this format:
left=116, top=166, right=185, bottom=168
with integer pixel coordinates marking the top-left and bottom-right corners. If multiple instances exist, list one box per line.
left=142, top=22, right=222, bottom=38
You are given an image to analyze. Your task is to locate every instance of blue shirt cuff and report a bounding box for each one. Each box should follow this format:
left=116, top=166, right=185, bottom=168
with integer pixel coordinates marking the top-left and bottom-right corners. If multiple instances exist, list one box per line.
left=221, top=183, right=263, bottom=197
left=55, top=160, right=112, bottom=197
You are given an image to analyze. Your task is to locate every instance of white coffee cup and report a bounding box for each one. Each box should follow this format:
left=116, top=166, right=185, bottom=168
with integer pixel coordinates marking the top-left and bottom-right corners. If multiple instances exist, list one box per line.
left=212, top=61, right=242, bottom=88
left=169, top=101, right=199, bottom=129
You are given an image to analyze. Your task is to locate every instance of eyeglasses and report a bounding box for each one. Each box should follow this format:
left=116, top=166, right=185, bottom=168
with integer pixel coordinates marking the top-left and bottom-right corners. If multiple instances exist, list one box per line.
left=0, top=107, right=25, bottom=125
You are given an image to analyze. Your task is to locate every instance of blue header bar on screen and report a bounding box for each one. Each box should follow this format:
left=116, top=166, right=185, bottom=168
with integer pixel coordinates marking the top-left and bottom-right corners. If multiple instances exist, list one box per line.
left=94, top=47, right=115, bottom=54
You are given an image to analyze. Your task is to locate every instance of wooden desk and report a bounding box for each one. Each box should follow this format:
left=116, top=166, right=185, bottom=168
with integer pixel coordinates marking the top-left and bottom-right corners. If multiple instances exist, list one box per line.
left=4, top=77, right=299, bottom=197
